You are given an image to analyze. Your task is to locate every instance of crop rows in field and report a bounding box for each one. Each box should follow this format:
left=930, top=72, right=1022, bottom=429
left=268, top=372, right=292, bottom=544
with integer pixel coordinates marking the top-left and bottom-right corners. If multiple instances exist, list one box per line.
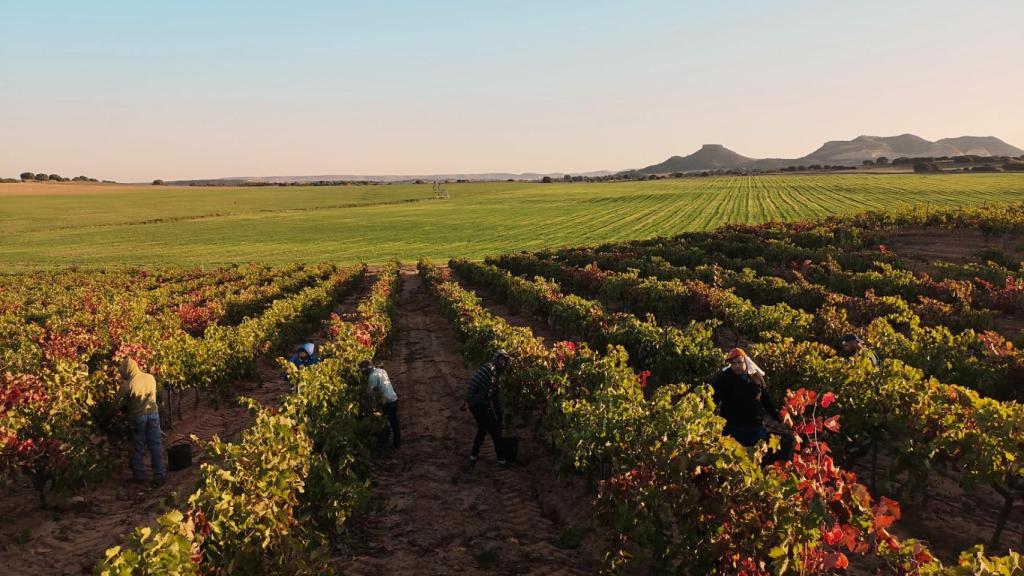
left=1, top=264, right=360, bottom=500
left=422, top=204, right=1024, bottom=573
left=5, top=175, right=1024, bottom=268
left=425, top=259, right=1024, bottom=575
left=486, top=250, right=1024, bottom=487
left=97, top=263, right=402, bottom=574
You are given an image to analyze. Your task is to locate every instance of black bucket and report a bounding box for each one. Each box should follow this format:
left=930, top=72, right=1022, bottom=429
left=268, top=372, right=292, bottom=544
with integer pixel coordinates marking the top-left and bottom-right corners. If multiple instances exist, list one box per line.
left=499, top=436, right=519, bottom=464
left=167, top=443, right=192, bottom=472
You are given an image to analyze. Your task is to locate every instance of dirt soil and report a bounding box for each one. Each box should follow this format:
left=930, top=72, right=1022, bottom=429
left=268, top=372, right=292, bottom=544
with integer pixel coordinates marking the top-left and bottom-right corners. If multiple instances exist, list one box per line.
left=334, top=270, right=597, bottom=576
left=847, top=455, right=1024, bottom=565
left=0, top=275, right=374, bottom=576
left=886, top=228, right=1024, bottom=266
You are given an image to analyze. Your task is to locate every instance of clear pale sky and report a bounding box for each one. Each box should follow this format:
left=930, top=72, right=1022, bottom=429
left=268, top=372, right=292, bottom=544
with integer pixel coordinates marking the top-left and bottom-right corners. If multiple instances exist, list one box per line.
left=1, top=0, right=1022, bottom=182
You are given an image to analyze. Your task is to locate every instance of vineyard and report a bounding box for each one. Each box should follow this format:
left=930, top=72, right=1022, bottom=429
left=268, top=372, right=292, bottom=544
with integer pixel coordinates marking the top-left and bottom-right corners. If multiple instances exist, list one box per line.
left=5, top=203, right=1024, bottom=574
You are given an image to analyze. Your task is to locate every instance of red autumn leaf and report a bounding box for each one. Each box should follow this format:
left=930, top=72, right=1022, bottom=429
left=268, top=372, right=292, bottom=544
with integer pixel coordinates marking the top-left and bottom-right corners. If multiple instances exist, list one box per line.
left=912, top=543, right=934, bottom=565
left=824, top=552, right=849, bottom=570
left=821, top=391, right=836, bottom=408
left=822, top=524, right=844, bottom=547
left=823, top=415, right=841, bottom=433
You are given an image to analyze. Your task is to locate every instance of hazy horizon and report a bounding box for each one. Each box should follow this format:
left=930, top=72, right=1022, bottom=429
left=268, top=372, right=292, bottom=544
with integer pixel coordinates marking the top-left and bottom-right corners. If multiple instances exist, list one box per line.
left=2, top=0, right=1022, bottom=182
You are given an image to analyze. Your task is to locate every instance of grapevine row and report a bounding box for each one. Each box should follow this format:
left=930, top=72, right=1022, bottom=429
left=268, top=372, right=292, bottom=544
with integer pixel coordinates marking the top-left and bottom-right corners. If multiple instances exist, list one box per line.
left=419, top=260, right=997, bottom=575
left=1, top=266, right=364, bottom=500
left=96, top=263, right=402, bottom=575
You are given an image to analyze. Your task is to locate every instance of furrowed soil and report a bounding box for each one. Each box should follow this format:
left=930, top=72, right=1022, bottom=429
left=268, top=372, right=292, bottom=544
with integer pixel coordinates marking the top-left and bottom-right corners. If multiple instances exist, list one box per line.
left=335, top=269, right=597, bottom=576
left=0, top=274, right=374, bottom=576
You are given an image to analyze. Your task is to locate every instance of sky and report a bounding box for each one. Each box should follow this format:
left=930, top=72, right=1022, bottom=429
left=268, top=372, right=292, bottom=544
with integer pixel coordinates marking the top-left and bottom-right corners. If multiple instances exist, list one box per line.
left=1, top=0, right=1022, bottom=182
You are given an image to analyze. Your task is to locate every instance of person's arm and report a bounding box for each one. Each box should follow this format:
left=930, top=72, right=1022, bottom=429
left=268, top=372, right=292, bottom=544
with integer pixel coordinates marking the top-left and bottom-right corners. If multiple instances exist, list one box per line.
left=710, top=371, right=725, bottom=414
left=117, top=377, right=131, bottom=409
left=367, top=371, right=381, bottom=402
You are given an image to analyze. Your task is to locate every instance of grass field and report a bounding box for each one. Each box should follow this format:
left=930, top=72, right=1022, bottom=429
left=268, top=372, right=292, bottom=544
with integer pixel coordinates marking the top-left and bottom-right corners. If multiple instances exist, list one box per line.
left=3, top=173, right=1024, bottom=268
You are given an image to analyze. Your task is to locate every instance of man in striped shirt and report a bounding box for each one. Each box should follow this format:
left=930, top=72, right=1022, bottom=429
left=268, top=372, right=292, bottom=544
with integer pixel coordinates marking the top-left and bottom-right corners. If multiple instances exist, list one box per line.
left=461, top=350, right=510, bottom=465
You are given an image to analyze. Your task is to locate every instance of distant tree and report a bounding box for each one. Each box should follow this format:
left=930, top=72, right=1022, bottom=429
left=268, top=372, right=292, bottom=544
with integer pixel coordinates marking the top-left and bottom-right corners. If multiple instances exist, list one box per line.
left=1003, top=162, right=1024, bottom=172
left=48, top=174, right=63, bottom=181
left=20, top=172, right=35, bottom=181
left=862, top=159, right=874, bottom=166
left=541, top=176, right=553, bottom=183
left=563, top=174, right=572, bottom=182
left=876, top=157, right=890, bottom=165
left=152, top=179, right=165, bottom=185
left=34, top=173, right=49, bottom=181
left=913, top=161, right=942, bottom=173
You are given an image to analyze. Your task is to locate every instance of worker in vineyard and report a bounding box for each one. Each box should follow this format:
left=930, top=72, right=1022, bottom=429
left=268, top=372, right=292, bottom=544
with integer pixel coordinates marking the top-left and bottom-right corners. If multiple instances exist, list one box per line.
left=841, top=333, right=879, bottom=367
left=118, top=358, right=166, bottom=486
left=360, top=359, right=400, bottom=448
left=461, top=350, right=510, bottom=466
left=711, top=348, right=794, bottom=466
left=288, top=342, right=321, bottom=369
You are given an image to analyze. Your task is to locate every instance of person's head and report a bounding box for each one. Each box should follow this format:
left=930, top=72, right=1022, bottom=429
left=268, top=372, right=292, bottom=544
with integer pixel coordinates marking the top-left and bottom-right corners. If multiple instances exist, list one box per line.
left=725, top=348, right=747, bottom=376
left=298, top=342, right=316, bottom=361
left=358, top=359, right=374, bottom=376
left=119, top=357, right=141, bottom=380
left=492, top=349, right=511, bottom=370
left=841, top=333, right=864, bottom=353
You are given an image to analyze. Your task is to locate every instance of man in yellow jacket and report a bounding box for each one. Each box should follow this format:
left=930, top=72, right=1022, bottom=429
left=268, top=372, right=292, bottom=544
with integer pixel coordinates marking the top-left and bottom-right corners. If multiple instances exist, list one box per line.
left=118, top=358, right=166, bottom=485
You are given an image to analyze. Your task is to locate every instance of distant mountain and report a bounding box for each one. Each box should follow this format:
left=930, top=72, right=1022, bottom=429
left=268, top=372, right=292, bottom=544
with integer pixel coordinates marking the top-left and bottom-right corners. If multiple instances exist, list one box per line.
left=637, top=134, right=1024, bottom=174
left=936, top=136, right=1024, bottom=157
left=638, top=144, right=761, bottom=173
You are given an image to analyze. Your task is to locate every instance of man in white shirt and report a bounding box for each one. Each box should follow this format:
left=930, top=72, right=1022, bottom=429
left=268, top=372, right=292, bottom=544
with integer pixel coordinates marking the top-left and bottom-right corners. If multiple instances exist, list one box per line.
left=360, top=359, right=400, bottom=448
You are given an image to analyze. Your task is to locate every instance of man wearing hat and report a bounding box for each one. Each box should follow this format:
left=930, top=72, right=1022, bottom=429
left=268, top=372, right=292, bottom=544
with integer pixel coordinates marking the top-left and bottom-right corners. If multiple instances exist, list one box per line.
left=461, top=349, right=511, bottom=465
left=711, top=348, right=793, bottom=465
left=841, top=333, right=879, bottom=367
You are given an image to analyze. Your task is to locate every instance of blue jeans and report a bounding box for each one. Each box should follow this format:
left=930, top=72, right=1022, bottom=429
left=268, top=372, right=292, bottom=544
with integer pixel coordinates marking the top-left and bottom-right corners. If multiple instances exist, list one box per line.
left=723, top=424, right=769, bottom=447
left=131, top=412, right=166, bottom=479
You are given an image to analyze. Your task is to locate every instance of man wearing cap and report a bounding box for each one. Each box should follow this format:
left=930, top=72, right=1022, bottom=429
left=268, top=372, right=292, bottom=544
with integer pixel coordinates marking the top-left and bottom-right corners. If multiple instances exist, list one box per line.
left=711, top=348, right=793, bottom=465
left=461, top=350, right=510, bottom=465
left=360, top=359, right=400, bottom=448
left=841, top=333, right=879, bottom=367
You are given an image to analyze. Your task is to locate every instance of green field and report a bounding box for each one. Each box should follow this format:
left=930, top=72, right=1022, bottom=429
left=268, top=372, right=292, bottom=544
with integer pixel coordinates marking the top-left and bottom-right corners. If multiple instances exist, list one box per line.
left=3, top=173, right=1024, bottom=269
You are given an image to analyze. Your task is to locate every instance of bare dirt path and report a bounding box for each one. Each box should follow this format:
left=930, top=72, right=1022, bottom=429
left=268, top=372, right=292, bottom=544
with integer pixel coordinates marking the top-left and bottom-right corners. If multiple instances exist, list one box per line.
left=0, top=274, right=375, bottom=576
left=335, top=269, right=593, bottom=576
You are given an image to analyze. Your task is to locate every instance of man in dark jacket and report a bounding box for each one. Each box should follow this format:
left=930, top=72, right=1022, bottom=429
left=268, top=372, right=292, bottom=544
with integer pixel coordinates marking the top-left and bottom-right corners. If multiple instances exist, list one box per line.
left=461, top=350, right=510, bottom=465
left=711, top=348, right=793, bottom=466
